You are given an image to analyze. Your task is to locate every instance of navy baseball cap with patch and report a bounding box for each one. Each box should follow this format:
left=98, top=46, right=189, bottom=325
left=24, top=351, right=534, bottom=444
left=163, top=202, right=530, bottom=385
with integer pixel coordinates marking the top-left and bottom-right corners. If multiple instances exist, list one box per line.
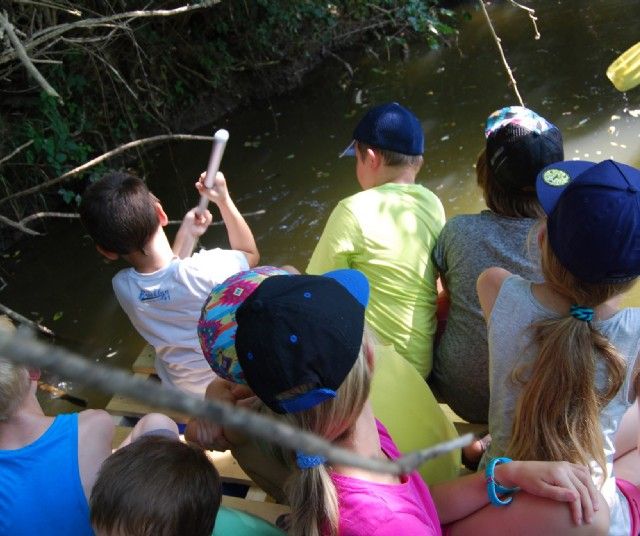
left=234, top=269, right=369, bottom=414
left=340, top=102, right=424, bottom=157
left=485, top=106, right=563, bottom=195
left=536, top=159, right=640, bottom=283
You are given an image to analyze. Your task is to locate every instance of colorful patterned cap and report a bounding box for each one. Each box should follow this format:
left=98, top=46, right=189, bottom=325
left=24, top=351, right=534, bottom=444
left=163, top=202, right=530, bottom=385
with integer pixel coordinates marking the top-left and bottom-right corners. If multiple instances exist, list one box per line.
left=198, top=266, right=290, bottom=383
left=484, top=106, right=563, bottom=194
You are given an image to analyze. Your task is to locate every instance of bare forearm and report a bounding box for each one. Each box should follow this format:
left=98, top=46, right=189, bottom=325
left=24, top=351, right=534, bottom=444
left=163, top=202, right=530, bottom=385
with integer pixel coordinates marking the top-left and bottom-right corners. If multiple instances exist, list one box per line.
left=172, top=225, right=197, bottom=259
left=217, top=197, right=259, bottom=267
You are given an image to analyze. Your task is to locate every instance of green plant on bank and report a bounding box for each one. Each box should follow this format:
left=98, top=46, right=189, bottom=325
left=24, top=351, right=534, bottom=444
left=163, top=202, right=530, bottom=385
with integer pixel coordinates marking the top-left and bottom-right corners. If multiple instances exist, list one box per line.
left=0, top=0, right=461, bottom=226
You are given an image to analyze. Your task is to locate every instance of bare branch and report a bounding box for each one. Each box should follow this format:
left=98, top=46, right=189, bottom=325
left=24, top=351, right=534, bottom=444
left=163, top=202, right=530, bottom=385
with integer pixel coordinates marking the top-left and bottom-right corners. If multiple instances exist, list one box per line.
left=10, top=0, right=82, bottom=17
left=0, top=303, right=55, bottom=337
left=0, top=139, right=34, bottom=166
left=19, top=211, right=79, bottom=226
left=0, top=1, right=221, bottom=66
left=0, top=10, right=63, bottom=102
left=0, top=134, right=214, bottom=207
left=0, top=325, right=472, bottom=475
left=0, top=212, right=42, bottom=235
left=477, top=0, right=525, bottom=107
left=508, top=0, right=540, bottom=39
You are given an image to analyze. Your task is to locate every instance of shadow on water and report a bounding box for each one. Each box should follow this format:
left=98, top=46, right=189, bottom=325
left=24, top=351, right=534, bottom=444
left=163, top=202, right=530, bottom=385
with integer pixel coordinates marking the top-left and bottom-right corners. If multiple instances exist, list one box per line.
left=1, top=0, right=639, bottom=411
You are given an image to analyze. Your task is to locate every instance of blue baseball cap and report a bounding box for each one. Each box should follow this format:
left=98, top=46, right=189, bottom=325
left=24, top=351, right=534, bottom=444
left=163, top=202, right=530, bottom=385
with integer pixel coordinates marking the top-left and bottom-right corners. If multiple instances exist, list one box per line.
left=234, top=269, right=369, bottom=414
left=536, top=159, right=640, bottom=283
left=340, top=102, right=424, bottom=157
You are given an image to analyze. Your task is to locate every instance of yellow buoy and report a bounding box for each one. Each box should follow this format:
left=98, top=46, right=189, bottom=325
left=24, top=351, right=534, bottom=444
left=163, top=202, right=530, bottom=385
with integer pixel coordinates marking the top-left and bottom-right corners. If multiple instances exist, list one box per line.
left=607, top=42, right=640, bottom=92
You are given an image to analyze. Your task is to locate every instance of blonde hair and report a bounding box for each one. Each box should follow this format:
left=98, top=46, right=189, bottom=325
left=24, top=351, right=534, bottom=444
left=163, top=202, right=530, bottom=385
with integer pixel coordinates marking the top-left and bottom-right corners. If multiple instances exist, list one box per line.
left=274, top=329, right=373, bottom=536
left=0, top=318, right=30, bottom=421
left=356, top=142, right=423, bottom=169
left=507, top=228, right=636, bottom=479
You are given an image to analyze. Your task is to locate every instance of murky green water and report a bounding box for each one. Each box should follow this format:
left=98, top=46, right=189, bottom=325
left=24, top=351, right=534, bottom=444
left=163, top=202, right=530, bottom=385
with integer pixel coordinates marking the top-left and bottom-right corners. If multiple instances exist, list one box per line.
left=2, top=0, right=639, bottom=411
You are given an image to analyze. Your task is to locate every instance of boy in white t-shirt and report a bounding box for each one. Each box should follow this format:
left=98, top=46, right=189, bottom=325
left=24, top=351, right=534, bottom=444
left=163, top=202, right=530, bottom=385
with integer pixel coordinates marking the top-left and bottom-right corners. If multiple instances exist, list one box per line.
left=80, top=170, right=259, bottom=397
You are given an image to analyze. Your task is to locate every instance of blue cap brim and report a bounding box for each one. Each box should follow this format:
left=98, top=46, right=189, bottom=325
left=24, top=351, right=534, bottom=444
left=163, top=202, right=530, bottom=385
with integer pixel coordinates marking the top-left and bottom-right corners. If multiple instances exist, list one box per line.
left=322, top=269, right=369, bottom=307
left=536, top=160, right=595, bottom=216
left=339, top=140, right=356, bottom=158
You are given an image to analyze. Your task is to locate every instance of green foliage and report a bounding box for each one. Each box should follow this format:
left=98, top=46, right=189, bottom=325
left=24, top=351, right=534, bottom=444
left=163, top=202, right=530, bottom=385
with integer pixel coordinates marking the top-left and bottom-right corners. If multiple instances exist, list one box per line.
left=0, top=0, right=461, bottom=217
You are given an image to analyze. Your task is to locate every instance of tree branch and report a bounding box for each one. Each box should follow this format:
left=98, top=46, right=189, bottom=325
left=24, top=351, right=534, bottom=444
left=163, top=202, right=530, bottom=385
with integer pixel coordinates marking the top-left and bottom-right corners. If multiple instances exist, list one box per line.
left=0, top=133, right=214, bottom=207
left=0, top=10, right=63, bottom=102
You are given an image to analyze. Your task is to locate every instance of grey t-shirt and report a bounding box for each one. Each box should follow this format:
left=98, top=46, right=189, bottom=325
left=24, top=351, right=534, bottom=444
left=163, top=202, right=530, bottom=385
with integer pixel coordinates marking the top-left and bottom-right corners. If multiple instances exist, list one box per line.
left=431, top=210, right=541, bottom=423
left=481, top=275, right=640, bottom=536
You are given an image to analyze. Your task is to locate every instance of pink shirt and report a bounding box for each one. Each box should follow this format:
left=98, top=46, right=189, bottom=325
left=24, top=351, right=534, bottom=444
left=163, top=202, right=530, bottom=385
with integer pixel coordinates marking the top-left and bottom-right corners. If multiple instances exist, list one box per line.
left=329, top=420, right=442, bottom=536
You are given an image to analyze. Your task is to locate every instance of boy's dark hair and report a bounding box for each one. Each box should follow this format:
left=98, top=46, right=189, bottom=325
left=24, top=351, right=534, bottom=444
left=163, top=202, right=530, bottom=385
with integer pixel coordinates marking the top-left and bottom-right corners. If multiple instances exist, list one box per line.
left=79, top=171, right=159, bottom=255
left=476, top=149, right=544, bottom=219
left=90, top=436, right=221, bottom=536
left=356, top=142, right=423, bottom=170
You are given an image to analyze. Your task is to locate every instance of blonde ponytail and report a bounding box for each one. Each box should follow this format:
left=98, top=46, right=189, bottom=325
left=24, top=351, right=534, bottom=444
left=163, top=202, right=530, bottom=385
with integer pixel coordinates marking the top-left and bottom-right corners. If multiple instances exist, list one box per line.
left=507, top=231, right=634, bottom=480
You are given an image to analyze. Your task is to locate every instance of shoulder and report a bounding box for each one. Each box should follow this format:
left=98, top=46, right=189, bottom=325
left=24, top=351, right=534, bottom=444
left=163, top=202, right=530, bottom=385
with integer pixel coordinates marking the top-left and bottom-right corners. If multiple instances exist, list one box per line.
left=477, top=267, right=515, bottom=319
left=78, top=409, right=114, bottom=442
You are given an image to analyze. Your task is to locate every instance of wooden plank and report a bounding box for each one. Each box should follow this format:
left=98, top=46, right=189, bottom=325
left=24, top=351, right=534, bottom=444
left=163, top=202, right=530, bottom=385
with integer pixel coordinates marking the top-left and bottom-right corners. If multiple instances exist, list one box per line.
left=245, top=486, right=268, bottom=502
left=132, top=345, right=156, bottom=375
left=206, top=449, right=255, bottom=486
left=221, top=496, right=290, bottom=525
left=105, top=373, right=189, bottom=423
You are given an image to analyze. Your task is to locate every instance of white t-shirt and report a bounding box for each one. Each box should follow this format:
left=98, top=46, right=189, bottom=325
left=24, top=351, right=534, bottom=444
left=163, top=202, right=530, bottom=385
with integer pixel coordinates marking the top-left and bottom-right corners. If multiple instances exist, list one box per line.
left=113, top=248, right=249, bottom=397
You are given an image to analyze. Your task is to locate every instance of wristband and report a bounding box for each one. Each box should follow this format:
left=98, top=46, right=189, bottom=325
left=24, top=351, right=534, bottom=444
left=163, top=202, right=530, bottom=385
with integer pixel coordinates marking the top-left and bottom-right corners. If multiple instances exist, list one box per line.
left=485, top=457, right=518, bottom=506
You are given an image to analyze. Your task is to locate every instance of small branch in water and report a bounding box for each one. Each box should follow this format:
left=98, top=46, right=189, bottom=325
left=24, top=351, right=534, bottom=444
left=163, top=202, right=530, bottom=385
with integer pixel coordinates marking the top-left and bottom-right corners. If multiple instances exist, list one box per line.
left=325, top=49, right=354, bottom=78
left=477, top=0, right=525, bottom=107
left=0, top=303, right=56, bottom=337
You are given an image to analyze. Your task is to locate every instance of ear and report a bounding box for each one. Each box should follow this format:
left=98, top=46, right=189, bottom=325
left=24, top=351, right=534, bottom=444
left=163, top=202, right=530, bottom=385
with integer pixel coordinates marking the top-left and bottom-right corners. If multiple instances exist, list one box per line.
left=155, top=202, right=169, bottom=227
left=366, top=148, right=383, bottom=170
left=537, top=221, right=547, bottom=248
left=96, top=245, right=119, bottom=261
left=364, top=337, right=375, bottom=373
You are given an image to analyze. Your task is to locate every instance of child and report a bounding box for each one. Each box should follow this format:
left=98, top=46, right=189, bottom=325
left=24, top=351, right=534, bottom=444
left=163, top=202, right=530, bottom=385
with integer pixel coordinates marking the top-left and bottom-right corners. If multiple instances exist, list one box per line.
left=477, top=159, right=640, bottom=535
left=306, top=102, right=445, bottom=378
left=80, top=170, right=259, bottom=397
left=431, top=105, right=563, bottom=424
left=0, top=316, right=178, bottom=535
left=90, top=433, right=285, bottom=536
left=193, top=270, right=607, bottom=536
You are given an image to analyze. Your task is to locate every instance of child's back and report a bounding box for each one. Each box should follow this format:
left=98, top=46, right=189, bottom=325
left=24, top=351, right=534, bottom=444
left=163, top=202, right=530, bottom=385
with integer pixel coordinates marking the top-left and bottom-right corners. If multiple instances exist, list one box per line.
left=307, top=103, right=444, bottom=377
left=432, top=106, right=562, bottom=422
left=80, top=171, right=258, bottom=396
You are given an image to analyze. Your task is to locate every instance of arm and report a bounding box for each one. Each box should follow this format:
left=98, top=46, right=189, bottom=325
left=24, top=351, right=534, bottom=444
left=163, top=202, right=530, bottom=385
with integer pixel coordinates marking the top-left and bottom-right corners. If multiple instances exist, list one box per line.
left=431, top=460, right=599, bottom=527
left=184, top=377, right=256, bottom=451
left=172, top=207, right=213, bottom=259
left=476, top=267, right=512, bottom=322
left=196, top=171, right=260, bottom=267
left=77, top=409, right=115, bottom=502
left=306, top=202, right=359, bottom=274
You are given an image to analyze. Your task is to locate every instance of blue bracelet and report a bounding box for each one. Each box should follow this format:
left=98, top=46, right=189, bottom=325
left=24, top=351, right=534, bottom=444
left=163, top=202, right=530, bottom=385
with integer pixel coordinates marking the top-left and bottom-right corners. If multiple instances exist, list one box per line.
left=485, top=457, right=518, bottom=506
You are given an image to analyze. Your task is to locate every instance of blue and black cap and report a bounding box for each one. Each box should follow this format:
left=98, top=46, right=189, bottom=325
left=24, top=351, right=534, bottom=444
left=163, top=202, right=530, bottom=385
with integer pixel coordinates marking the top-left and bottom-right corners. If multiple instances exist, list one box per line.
left=536, top=159, right=640, bottom=283
left=234, top=270, right=369, bottom=414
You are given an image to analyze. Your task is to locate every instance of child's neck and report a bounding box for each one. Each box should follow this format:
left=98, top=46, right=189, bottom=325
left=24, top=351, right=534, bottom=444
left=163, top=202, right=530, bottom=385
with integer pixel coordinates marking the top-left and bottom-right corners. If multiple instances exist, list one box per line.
left=367, top=166, right=417, bottom=189
left=0, top=389, right=52, bottom=450
left=125, top=228, right=175, bottom=274
left=532, top=282, right=623, bottom=321
left=332, top=401, right=400, bottom=484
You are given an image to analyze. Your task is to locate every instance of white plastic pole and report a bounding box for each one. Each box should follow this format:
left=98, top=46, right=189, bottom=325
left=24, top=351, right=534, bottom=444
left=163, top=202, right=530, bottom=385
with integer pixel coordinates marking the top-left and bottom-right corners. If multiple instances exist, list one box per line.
left=198, top=128, right=229, bottom=211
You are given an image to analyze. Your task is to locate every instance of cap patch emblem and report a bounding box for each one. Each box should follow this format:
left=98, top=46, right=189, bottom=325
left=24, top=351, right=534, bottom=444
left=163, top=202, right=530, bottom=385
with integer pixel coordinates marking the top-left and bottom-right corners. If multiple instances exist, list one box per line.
left=543, top=168, right=571, bottom=187
left=233, top=287, right=244, bottom=297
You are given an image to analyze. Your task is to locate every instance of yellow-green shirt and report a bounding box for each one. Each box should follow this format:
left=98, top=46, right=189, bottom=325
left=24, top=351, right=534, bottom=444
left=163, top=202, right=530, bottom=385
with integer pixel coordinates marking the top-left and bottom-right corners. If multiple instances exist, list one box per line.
left=307, top=182, right=445, bottom=377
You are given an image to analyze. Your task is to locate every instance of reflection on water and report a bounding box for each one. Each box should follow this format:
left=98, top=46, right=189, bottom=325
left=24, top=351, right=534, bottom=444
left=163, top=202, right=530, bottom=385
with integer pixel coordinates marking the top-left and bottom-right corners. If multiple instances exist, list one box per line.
left=1, top=0, right=639, bottom=410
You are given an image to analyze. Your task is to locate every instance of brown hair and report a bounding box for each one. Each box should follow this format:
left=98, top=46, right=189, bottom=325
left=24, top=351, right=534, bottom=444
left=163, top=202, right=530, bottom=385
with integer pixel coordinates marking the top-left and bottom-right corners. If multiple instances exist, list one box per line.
left=356, top=142, right=423, bottom=170
left=79, top=172, right=159, bottom=255
left=90, top=436, right=221, bottom=536
left=476, top=149, right=543, bottom=219
left=507, top=228, right=636, bottom=480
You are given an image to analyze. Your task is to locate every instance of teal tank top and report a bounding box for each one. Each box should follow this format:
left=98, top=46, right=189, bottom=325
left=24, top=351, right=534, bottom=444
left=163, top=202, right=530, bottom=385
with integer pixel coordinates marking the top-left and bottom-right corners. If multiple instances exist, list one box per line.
left=0, top=413, right=93, bottom=536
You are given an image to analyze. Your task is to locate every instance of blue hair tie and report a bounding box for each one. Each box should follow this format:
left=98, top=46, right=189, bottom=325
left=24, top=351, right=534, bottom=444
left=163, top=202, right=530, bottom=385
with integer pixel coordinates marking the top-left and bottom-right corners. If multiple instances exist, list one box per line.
left=570, top=305, right=594, bottom=322
left=296, top=451, right=326, bottom=470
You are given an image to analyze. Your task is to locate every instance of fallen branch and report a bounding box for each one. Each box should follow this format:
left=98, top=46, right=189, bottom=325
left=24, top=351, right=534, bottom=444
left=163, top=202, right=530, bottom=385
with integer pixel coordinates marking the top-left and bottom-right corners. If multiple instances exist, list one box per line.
left=0, top=324, right=472, bottom=475
left=0, top=303, right=55, bottom=337
left=477, top=0, right=525, bottom=107
left=508, top=0, right=540, bottom=39
left=0, top=212, right=42, bottom=235
left=0, top=133, right=214, bottom=207
left=0, top=10, right=63, bottom=102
